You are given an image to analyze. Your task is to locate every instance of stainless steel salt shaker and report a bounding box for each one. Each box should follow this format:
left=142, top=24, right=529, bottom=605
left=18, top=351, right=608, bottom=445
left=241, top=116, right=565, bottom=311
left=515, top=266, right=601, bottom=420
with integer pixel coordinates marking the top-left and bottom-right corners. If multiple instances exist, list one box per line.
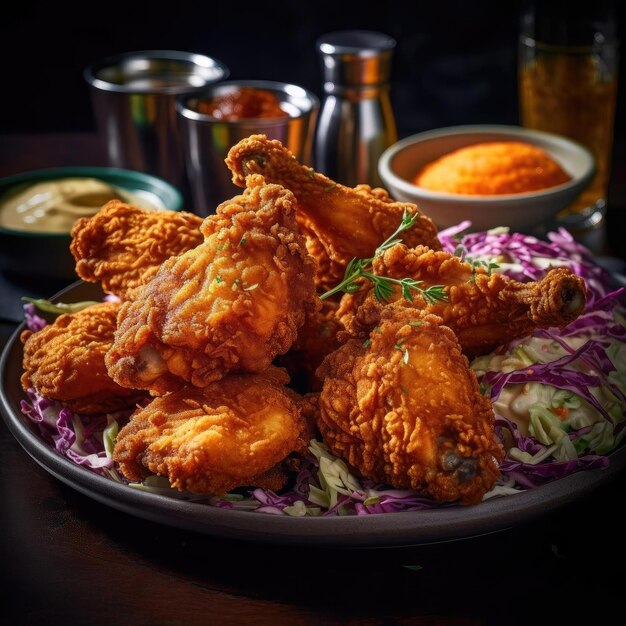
left=314, top=30, right=397, bottom=187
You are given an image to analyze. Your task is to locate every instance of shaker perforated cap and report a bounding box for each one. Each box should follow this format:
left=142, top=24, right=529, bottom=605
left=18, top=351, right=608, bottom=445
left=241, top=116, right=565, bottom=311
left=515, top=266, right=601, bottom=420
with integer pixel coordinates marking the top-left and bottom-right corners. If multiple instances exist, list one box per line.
left=317, top=30, right=396, bottom=88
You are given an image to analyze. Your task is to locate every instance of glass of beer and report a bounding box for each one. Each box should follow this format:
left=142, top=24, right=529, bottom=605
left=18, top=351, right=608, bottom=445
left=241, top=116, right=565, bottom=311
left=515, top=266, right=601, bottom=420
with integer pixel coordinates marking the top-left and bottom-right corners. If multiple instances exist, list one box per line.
left=518, top=1, right=619, bottom=229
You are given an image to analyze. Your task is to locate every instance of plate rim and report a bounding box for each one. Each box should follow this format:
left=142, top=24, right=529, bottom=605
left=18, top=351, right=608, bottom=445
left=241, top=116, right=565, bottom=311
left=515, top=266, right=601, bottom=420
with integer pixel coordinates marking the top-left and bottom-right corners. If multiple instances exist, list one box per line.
left=2, top=280, right=625, bottom=547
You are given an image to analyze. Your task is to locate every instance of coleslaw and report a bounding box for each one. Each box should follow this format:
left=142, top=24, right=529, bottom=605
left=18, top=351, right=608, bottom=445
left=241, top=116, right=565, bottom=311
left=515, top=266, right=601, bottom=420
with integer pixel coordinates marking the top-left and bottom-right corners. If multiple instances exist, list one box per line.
left=438, top=223, right=626, bottom=488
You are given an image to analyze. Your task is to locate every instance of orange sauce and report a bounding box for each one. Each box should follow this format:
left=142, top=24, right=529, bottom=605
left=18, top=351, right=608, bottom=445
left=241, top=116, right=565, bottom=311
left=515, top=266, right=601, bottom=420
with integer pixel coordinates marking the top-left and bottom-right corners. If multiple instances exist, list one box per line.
left=198, top=87, right=288, bottom=121
left=413, top=141, right=571, bottom=195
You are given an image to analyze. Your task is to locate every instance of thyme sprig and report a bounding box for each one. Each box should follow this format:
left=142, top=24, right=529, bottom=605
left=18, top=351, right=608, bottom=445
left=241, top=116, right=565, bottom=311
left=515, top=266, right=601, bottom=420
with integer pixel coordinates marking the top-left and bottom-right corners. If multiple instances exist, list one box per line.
left=320, top=209, right=448, bottom=305
left=453, top=244, right=500, bottom=282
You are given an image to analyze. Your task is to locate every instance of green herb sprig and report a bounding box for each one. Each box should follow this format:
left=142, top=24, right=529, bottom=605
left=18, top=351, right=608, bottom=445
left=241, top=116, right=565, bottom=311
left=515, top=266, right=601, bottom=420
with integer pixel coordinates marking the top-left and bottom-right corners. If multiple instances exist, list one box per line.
left=320, top=209, right=448, bottom=305
left=453, top=244, right=499, bottom=282
left=466, top=257, right=500, bottom=282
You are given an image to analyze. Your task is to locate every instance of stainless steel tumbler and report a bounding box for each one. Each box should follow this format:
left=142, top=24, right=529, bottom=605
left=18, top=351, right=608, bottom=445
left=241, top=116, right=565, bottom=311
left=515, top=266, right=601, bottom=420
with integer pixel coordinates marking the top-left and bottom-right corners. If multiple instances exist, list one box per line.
left=177, top=80, right=318, bottom=215
left=84, top=50, right=229, bottom=200
left=315, top=31, right=397, bottom=188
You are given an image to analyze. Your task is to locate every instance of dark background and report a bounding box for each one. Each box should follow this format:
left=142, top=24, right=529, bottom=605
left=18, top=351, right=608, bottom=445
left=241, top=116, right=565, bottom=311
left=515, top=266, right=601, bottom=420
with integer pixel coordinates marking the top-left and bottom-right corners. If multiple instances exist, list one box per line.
left=0, top=0, right=590, bottom=134
left=1, top=0, right=624, bottom=254
left=1, top=0, right=623, bottom=148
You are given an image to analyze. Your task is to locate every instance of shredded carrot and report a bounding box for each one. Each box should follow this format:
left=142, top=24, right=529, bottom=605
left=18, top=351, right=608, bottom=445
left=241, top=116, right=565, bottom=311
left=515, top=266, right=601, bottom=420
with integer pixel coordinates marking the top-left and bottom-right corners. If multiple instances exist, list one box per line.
left=553, top=406, right=570, bottom=420
left=413, top=141, right=571, bottom=195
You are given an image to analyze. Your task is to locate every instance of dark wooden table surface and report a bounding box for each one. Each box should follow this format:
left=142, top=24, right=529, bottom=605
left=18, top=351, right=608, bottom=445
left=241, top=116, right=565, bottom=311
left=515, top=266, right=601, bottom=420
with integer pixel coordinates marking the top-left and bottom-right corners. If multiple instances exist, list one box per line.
left=1, top=133, right=625, bottom=626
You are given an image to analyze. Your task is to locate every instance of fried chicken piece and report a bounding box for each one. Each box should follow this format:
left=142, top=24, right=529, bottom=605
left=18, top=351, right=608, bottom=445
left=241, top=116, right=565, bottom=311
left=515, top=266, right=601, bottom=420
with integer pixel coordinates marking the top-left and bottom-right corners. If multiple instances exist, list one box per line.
left=276, top=297, right=344, bottom=392
left=112, top=367, right=308, bottom=494
left=70, top=200, right=204, bottom=300
left=106, top=175, right=319, bottom=395
left=225, top=134, right=441, bottom=290
left=337, top=244, right=587, bottom=358
left=317, top=308, right=504, bottom=505
left=20, top=302, right=146, bottom=414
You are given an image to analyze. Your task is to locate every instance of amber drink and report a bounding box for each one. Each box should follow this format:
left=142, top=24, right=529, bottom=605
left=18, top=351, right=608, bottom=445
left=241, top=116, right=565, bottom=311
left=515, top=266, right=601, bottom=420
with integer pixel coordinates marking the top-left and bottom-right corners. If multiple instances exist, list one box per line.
left=519, top=37, right=618, bottom=227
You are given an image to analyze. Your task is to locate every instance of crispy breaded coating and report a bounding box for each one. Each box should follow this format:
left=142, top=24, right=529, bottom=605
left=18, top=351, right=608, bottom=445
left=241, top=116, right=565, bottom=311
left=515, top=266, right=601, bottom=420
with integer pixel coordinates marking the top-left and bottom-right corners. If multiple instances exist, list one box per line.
left=317, top=308, right=504, bottom=505
left=337, top=244, right=587, bottom=358
left=70, top=200, right=204, bottom=300
left=225, top=134, right=441, bottom=290
left=106, top=175, right=319, bottom=395
left=112, top=368, right=308, bottom=494
left=20, top=303, right=146, bottom=414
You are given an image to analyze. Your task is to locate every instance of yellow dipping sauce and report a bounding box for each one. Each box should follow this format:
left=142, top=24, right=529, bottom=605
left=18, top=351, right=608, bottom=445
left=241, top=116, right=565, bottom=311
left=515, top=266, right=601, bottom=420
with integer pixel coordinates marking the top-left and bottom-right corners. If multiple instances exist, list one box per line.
left=0, top=177, right=162, bottom=234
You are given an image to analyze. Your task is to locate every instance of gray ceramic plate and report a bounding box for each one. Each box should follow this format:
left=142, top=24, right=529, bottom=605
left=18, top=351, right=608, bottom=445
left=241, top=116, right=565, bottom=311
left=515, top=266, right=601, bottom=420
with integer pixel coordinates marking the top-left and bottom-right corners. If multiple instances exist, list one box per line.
left=2, top=281, right=625, bottom=547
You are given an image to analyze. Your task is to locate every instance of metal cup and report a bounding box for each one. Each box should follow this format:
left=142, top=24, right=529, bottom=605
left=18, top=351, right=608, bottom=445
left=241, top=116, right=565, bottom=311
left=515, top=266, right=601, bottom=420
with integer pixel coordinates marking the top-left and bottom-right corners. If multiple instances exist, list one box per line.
left=84, top=50, right=229, bottom=200
left=177, top=80, right=319, bottom=215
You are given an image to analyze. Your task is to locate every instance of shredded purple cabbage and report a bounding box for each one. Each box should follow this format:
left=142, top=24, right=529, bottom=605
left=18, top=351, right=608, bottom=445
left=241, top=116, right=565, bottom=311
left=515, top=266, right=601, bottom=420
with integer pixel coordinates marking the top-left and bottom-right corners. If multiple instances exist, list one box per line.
left=483, top=339, right=617, bottom=424
left=20, top=389, right=115, bottom=472
left=23, top=303, right=46, bottom=332
left=499, top=456, right=609, bottom=485
left=493, top=415, right=610, bottom=487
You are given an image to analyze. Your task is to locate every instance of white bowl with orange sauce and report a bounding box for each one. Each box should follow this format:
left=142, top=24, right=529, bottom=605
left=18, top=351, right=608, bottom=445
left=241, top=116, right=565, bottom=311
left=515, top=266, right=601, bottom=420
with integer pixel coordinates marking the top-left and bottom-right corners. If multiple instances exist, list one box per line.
left=378, top=125, right=595, bottom=232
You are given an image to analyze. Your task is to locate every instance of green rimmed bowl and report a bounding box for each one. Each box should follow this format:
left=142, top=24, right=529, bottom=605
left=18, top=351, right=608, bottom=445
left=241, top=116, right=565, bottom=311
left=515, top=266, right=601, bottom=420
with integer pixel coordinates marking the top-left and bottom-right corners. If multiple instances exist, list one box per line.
left=0, top=166, right=184, bottom=283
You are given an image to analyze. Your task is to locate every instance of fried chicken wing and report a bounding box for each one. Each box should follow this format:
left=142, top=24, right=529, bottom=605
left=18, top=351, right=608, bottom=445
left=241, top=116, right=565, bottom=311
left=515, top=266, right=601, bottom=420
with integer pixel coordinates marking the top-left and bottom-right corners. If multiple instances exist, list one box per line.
left=225, top=134, right=441, bottom=290
left=112, top=367, right=308, bottom=494
left=106, top=175, right=318, bottom=395
left=21, top=302, right=146, bottom=414
left=70, top=200, right=204, bottom=300
left=337, top=244, right=587, bottom=357
left=317, top=308, right=504, bottom=505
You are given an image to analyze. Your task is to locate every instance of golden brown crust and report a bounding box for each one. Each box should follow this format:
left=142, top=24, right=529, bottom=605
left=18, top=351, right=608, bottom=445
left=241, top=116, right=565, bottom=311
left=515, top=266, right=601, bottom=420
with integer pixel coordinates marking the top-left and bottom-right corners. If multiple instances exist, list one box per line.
left=429, top=267, right=586, bottom=358
left=112, top=368, right=308, bottom=494
left=225, top=135, right=441, bottom=290
left=317, top=308, right=504, bottom=505
left=337, top=245, right=587, bottom=357
left=70, top=200, right=204, bottom=300
left=105, top=175, right=319, bottom=395
left=20, top=302, right=146, bottom=414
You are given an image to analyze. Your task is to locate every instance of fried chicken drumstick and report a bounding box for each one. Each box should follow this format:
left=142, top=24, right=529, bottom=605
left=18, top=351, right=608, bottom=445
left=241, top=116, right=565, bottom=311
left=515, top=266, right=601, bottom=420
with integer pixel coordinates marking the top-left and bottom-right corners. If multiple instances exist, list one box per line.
left=113, top=367, right=309, bottom=494
left=337, top=244, right=587, bottom=358
left=317, top=308, right=504, bottom=505
left=21, top=302, right=146, bottom=414
left=70, top=200, right=204, bottom=300
left=106, top=175, right=318, bottom=395
left=226, top=134, right=441, bottom=290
